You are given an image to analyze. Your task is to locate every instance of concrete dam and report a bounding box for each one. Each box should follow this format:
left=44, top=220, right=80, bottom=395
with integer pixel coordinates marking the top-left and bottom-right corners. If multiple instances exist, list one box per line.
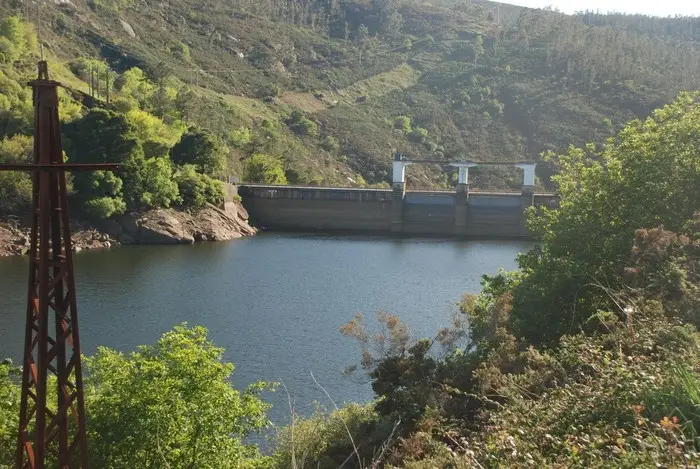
left=238, top=155, right=559, bottom=240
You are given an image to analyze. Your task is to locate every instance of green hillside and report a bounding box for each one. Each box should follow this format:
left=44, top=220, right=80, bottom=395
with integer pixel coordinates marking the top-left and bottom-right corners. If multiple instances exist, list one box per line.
left=1, top=0, right=700, bottom=210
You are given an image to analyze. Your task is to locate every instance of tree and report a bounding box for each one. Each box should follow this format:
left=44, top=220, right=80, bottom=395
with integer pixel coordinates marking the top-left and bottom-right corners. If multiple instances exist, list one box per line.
left=114, top=67, right=156, bottom=109
left=133, top=157, right=179, bottom=209
left=473, top=35, right=484, bottom=66
left=285, top=110, right=317, bottom=136
left=63, top=109, right=140, bottom=218
left=170, top=130, right=227, bottom=176
left=244, top=154, right=288, bottom=184
left=175, top=164, right=225, bottom=208
left=512, top=92, right=700, bottom=345
left=82, top=324, right=273, bottom=468
left=394, top=116, right=412, bottom=133
left=0, top=362, right=20, bottom=468
left=0, top=16, right=36, bottom=64
left=125, top=108, right=184, bottom=149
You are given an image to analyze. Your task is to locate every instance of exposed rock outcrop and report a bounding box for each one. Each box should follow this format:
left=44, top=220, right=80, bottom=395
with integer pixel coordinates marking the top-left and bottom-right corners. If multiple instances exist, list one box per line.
left=103, top=200, right=256, bottom=245
left=0, top=223, right=117, bottom=257
left=0, top=200, right=256, bottom=256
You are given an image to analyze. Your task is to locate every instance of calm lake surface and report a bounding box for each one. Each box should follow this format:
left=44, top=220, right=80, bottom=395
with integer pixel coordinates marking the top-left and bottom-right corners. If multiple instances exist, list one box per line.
left=0, top=233, right=532, bottom=427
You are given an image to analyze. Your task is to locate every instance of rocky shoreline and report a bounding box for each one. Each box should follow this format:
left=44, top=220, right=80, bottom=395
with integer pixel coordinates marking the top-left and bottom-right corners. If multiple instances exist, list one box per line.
left=0, top=200, right=256, bottom=257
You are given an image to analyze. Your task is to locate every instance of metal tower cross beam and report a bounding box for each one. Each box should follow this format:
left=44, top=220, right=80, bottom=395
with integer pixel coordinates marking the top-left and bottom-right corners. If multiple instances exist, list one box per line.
left=0, top=61, right=118, bottom=469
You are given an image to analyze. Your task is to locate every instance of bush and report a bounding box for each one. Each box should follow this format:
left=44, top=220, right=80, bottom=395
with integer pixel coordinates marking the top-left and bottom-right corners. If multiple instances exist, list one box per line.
left=0, top=362, right=20, bottom=467
left=408, top=127, right=428, bottom=143
left=230, top=127, right=253, bottom=148
left=256, top=83, right=281, bottom=98
left=83, top=196, right=127, bottom=219
left=170, top=129, right=227, bottom=176
left=273, top=403, right=384, bottom=469
left=175, top=164, right=225, bottom=208
left=321, top=135, right=340, bottom=153
left=514, top=92, right=700, bottom=345
left=244, top=154, right=288, bottom=184
left=85, top=324, right=273, bottom=468
left=286, top=110, right=317, bottom=137
left=171, top=42, right=191, bottom=62
left=394, top=116, right=412, bottom=133
left=0, top=134, right=33, bottom=215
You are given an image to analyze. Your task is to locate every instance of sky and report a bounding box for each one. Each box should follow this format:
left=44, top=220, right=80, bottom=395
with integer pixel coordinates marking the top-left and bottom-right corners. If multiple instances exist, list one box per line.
left=505, top=0, right=700, bottom=17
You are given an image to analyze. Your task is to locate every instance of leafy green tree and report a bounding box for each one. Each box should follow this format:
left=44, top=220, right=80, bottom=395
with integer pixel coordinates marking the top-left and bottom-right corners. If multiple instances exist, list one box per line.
left=0, top=362, right=20, bottom=468
left=125, top=108, right=184, bottom=149
left=175, top=164, right=225, bottom=208
left=78, top=171, right=126, bottom=219
left=85, top=324, right=273, bottom=468
left=286, top=110, right=317, bottom=137
left=170, top=129, right=227, bottom=176
left=0, top=16, right=36, bottom=64
left=244, top=154, right=288, bottom=184
left=133, top=157, right=179, bottom=209
left=0, top=134, right=33, bottom=215
left=66, top=109, right=184, bottom=215
left=63, top=109, right=139, bottom=217
left=114, top=67, right=156, bottom=109
left=513, top=92, right=700, bottom=344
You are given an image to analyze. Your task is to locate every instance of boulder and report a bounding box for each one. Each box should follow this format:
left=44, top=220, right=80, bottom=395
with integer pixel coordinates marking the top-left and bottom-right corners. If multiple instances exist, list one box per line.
left=120, top=19, right=137, bottom=39
left=137, top=211, right=195, bottom=244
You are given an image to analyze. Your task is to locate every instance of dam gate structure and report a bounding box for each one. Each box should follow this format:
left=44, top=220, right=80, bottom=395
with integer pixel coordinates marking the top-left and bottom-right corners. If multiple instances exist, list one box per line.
left=238, top=153, right=558, bottom=239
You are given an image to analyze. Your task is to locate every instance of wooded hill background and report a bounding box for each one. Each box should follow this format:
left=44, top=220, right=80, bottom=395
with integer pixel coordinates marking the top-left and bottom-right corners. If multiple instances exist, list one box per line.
left=2, top=0, right=700, bottom=193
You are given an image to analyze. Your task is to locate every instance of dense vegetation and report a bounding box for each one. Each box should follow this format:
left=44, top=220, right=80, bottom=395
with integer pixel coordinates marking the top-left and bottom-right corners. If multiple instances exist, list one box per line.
left=2, top=0, right=700, bottom=466
left=1, top=325, right=272, bottom=469
left=3, top=86, right=700, bottom=469
left=0, top=16, right=226, bottom=219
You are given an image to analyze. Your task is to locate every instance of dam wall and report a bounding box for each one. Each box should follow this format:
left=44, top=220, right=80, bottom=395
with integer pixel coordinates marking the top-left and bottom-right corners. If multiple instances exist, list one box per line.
left=238, top=185, right=558, bottom=239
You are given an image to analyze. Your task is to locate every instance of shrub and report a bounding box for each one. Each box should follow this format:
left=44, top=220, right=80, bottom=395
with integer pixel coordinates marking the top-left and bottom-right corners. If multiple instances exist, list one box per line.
left=175, top=164, right=225, bottom=208
left=230, top=127, right=253, bottom=148
left=286, top=110, right=317, bottom=136
left=321, top=135, right=340, bottom=153
left=394, top=116, right=412, bottom=133
left=171, top=42, right=191, bottom=62
left=83, top=196, right=127, bottom=219
left=515, top=92, right=700, bottom=345
left=170, top=129, right=227, bottom=176
left=0, top=362, right=20, bottom=468
left=244, top=154, right=287, bottom=184
left=0, top=134, right=33, bottom=215
left=256, top=83, right=281, bottom=98
left=273, top=403, right=384, bottom=469
left=408, top=127, right=428, bottom=143
left=85, top=324, right=273, bottom=468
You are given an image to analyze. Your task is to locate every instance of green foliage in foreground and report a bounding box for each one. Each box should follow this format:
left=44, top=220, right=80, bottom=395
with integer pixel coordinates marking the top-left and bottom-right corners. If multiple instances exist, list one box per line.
left=0, top=325, right=274, bottom=469
left=273, top=403, right=386, bottom=469
left=515, top=91, right=700, bottom=345
left=0, top=362, right=20, bottom=469
left=329, top=93, right=700, bottom=468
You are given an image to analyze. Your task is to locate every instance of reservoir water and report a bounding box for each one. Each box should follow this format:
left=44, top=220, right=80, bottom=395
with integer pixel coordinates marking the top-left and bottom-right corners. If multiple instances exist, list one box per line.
left=0, top=233, right=531, bottom=427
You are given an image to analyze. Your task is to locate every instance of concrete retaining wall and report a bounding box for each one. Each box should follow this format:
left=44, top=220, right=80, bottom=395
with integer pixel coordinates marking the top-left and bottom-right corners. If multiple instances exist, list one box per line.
left=238, top=185, right=558, bottom=239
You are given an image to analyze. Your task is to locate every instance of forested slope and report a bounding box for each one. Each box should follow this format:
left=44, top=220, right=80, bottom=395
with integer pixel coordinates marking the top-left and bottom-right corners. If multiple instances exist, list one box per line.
left=1, top=0, right=700, bottom=216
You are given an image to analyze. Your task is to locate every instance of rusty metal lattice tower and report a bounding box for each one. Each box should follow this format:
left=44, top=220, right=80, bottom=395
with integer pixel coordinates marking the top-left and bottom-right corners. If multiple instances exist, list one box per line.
left=0, top=61, right=118, bottom=469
